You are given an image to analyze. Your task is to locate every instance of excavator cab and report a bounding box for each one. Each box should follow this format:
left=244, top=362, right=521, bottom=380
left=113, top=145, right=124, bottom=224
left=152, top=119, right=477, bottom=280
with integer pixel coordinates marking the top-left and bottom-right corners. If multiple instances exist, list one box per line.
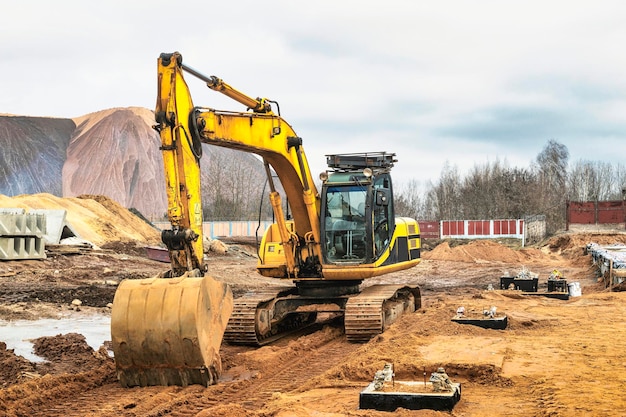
left=320, top=153, right=397, bottom=264
left=322, top=183, right=369, bottom=262
left=257, top=151, right=420, bottom=280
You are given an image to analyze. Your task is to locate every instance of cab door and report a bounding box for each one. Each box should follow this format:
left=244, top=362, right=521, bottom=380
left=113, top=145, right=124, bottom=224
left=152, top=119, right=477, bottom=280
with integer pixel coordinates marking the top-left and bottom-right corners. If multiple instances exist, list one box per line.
left=372, top=174, right=395, bottom=259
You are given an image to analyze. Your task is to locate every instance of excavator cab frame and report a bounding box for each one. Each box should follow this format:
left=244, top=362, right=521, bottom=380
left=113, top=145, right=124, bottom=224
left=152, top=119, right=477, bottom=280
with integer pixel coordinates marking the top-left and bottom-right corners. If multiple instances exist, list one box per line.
left=319, top=153, right=398, bottom=266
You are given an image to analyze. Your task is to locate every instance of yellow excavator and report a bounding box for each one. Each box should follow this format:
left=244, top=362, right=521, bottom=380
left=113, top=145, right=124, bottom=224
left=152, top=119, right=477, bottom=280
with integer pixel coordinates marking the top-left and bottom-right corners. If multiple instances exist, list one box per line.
left=111, top=52, right=422, bottom=388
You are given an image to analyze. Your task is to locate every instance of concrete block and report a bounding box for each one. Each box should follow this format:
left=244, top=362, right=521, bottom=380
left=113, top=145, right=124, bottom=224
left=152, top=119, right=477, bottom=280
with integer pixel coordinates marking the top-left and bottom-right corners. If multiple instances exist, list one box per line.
left=30, top=209, right=78, bottom=244
left=0, top=236, right=46, bottom=260
left=0, top=212, right=46, bottom=237
left=0, top=208, right=26, bottom=215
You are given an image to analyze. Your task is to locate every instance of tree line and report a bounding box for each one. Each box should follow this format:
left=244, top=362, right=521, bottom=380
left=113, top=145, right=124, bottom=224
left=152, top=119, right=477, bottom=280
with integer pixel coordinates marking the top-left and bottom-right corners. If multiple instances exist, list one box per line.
left=394, top=139, right=626, bottom=233
left=197, top=139, right=624, bottom=235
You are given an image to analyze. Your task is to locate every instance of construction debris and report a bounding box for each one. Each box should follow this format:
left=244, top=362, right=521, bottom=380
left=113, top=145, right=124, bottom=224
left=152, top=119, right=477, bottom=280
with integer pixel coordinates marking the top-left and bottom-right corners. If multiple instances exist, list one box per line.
left=587, top=242, right=626, bottom=289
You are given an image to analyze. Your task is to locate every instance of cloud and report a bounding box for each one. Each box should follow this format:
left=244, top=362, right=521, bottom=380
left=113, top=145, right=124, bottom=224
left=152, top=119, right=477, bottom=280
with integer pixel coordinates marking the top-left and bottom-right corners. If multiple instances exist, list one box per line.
left=1, top=0, right=625, bottom=187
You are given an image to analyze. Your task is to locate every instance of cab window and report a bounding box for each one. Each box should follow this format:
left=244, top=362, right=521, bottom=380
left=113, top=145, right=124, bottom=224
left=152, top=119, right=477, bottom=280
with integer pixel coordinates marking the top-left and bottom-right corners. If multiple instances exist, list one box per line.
left=323, top=185, right=367, bottom=262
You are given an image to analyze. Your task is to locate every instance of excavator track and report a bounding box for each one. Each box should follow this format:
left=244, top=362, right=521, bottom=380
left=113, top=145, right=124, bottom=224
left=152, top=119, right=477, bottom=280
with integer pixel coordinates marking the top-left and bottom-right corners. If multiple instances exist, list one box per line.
left=225, top=284, right=421, bottom=345
left=223, top=290, right=278, bottom=345
left=223, top=288, right=318, bottom=346
left=344, top=284, right=421, bottom=342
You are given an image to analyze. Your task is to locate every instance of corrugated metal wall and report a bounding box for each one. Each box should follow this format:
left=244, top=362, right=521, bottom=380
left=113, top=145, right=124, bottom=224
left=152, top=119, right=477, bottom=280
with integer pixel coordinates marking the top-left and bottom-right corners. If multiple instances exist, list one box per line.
left=567, top=200, right=626, bottom=227
left=417, top=221, right=439, bottom=239
left=440, top=219, right=524, bottom=242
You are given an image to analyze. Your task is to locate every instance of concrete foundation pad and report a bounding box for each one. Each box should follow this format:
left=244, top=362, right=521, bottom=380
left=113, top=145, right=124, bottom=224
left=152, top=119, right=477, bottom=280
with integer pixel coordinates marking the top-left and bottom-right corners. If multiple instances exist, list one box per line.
left=360, top=381, right=461, bottom=411
left=451, top=314, right=508, bottom=329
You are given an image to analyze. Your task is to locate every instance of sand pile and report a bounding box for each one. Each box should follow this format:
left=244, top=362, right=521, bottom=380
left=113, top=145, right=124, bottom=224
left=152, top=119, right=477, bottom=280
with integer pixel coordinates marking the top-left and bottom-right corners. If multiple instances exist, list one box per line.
left=0, top=193, right=160, bottom=246
left=422, top=240, right=542, bottom=264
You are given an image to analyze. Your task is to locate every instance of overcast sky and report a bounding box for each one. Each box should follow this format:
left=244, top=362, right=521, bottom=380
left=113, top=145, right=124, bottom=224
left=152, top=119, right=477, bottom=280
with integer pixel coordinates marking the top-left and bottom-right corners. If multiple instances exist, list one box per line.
left=2, top=1, right=625, bottom=190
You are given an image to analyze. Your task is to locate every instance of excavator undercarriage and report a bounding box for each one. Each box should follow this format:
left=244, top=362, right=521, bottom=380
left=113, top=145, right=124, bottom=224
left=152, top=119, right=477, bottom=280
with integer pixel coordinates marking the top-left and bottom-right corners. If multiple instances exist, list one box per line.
left=224, top=282, right=421, bottom=345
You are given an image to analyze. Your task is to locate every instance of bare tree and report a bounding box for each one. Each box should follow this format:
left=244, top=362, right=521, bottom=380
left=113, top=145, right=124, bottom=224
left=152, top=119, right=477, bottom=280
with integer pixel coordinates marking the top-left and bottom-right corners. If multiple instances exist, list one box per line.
left=201, top=148, right=270, bottom=221
left=568, top=160, right=625, bottom=201
left=395, top=179, right=426, bottom=219
left=533, top=139, right=569, bottom=232
left=430, top=162, right=462, bottom=220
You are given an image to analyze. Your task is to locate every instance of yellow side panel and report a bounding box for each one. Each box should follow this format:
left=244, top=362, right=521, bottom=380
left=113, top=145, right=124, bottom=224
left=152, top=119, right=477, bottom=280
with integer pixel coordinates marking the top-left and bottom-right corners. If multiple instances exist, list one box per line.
left=257, top=222, right=291, bottom=278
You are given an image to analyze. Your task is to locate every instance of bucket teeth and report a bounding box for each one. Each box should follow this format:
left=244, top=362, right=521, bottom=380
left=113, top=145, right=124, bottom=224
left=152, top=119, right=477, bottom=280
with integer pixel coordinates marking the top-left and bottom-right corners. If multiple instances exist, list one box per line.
left=116, top=366, right=217, bottom=388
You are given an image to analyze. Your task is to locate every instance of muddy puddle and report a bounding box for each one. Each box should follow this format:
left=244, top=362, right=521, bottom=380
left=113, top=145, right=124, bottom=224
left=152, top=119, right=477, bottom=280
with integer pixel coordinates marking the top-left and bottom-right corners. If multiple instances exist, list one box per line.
left=0, top=314, right=110, bottom=361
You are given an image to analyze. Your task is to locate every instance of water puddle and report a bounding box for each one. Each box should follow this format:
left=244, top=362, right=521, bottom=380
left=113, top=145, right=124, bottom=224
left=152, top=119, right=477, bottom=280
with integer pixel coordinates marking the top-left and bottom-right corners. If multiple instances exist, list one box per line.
left=0, top=314, right=111, bottom=362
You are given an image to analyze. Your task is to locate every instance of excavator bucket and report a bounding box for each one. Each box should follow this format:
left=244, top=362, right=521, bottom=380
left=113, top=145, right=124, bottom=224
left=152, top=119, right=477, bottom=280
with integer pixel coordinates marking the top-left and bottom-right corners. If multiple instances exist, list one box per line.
left=111, top=273, right=233, bottom=387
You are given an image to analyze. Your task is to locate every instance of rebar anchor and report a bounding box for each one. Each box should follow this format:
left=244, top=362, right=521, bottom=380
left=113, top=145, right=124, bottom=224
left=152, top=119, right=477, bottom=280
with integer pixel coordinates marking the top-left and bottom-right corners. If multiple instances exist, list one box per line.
left=373, top=363, right=395, bottom=390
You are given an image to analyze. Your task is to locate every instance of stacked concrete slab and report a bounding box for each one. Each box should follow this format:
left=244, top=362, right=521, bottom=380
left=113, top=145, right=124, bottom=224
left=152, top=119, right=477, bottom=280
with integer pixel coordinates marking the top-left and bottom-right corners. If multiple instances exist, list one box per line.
left=0, top=209, right=47, bottom=260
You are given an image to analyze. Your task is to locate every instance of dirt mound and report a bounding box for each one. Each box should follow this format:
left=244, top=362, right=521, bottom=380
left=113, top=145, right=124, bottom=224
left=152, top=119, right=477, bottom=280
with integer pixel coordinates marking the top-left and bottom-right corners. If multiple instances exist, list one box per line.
left=547, top=231, right=626, bottom=255
left=420, top=235, right=611, bottom=270
left=423, top=240, right=538, bottom=263
left=0, top=342, right=37, bottom=388
left=0, top=193, right=160, bottom=246
left=65, top=108, right=168, bottom=218
left=33, top=333, right=110, bottom=376
left=0, top=333, right=112, bottom=391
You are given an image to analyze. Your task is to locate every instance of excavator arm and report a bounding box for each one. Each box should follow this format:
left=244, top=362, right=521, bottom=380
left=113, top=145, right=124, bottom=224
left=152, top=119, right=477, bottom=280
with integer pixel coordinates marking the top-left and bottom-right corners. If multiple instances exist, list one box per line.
left=156, top=52, right=323, bottom=278
left=154, top=53, right=205, bottom=275
left=110, top=53, right=239, bottom=388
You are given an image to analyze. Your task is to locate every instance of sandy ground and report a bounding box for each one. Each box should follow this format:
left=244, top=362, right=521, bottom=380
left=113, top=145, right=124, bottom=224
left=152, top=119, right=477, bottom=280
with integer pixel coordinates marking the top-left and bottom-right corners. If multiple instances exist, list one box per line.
left=0, top=194, right=625, bottom=416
